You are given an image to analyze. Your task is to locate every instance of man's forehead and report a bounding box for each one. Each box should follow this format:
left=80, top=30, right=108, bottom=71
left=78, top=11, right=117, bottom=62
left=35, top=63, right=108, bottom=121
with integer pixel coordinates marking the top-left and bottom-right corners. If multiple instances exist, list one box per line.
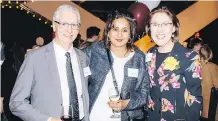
left=58, top=10, right=78, bottom=22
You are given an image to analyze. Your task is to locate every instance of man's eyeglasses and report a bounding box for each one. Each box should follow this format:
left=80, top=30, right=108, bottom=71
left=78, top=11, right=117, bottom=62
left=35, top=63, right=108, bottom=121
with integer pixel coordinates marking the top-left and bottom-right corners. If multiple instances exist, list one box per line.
left=55, top=21, right=81, bottom=30
left=150, top=23, right=173, bottom=29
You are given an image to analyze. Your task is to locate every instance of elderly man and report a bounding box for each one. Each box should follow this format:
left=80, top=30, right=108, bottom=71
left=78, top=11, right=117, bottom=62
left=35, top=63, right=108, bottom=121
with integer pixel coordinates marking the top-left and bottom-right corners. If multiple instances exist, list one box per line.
left=9, top=4, right=90, bottom=121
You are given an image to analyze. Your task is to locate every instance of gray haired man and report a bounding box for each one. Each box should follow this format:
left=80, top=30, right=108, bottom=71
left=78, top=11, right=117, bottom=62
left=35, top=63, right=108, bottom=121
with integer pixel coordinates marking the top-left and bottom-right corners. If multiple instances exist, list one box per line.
left=10, top=4, right=90, bottom=121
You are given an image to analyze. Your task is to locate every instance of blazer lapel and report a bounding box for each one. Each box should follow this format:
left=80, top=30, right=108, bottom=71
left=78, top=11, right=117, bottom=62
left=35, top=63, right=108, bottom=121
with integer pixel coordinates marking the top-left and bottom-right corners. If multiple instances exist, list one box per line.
left=74, top=49, right=89, bottom=118
left=147, top=47, right=157, bottom=88
left=45, top=42, right=63, bottom=103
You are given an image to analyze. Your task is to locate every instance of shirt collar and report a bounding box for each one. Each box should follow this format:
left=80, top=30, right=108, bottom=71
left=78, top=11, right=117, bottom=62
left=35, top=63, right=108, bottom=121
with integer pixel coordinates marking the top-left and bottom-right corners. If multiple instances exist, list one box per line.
left=53, top=40, right=75, bottom=57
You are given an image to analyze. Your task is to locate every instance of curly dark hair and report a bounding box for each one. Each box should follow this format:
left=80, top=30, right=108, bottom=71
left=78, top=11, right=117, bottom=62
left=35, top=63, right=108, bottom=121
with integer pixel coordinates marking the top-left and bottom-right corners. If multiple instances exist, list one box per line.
left=103, top=9, right=137, bottom=51
left=187, top=37, right=203, bottom=49
left=86, top=26, right=100, bottom=38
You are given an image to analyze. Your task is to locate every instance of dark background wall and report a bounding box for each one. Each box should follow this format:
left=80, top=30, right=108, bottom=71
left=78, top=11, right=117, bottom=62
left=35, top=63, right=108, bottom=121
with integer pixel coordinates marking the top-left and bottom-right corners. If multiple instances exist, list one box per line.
left=198, top=19, right=218, bottom=64
left=2, top=7, right=53, bottom=50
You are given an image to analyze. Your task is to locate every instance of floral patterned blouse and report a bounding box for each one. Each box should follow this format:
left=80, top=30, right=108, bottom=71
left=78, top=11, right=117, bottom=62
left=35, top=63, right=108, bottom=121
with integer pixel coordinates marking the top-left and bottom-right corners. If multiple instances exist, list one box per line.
left=146, top=42, right=202, bottom=121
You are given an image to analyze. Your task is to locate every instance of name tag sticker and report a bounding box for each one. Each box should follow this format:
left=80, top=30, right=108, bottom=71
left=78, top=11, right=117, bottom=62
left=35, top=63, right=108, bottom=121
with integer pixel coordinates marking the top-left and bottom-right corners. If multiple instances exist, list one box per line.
left=128, top=68, right=139, bottom=78
left=146, top=53, right=153, bottom=62
left=83, top=66, right=91, bottom=77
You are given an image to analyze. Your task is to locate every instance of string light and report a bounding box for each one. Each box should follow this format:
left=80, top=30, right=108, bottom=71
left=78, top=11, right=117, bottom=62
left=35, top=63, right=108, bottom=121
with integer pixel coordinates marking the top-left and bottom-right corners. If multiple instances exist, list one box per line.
left=2, top=1, right=53, bottom=28
left=80, top=0, right=85, bottom=3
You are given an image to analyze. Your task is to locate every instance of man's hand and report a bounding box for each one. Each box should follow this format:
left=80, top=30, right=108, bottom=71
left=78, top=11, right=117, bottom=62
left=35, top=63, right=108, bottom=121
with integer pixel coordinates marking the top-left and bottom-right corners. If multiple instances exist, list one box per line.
left=108, top=99, right=130, bottom=111
left=25, top=47, right=40, bottom=56
left=0, top=97, right=4, bottom=113
left=48, top=117, right=62, bottom=121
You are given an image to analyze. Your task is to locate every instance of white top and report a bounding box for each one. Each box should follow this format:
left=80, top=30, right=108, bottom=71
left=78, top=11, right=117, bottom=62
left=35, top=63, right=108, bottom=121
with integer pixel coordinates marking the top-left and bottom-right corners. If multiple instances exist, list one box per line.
left=0, top=60, right=4, bottom=69
left=90, top=51, right=134, bottom=121
left=53, top=41, right=84, bottom=119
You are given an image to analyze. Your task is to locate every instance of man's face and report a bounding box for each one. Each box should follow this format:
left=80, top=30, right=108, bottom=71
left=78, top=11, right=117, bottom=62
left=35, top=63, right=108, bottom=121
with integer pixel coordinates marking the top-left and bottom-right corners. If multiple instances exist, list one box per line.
left=54, top=10, right=80, bottom=45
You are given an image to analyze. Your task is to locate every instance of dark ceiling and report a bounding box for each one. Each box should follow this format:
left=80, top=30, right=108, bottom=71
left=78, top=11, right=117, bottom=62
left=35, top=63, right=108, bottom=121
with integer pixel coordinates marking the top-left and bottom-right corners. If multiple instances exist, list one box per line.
left=73, top=1, right=196, bottom=22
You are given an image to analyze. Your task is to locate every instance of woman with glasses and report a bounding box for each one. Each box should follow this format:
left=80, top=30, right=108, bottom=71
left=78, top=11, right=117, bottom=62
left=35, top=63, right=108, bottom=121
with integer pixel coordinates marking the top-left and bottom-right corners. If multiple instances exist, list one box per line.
left=145, top=6, right=202, bottom=121
left=84, top=9, right=149, bottom=121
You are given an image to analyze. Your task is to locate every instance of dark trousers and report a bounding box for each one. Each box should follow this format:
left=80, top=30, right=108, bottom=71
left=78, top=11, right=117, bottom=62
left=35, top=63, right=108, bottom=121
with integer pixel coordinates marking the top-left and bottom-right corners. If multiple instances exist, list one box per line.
left=200, top=117, right=210, bottom=121
left=208, top=87, right=218, bottom=121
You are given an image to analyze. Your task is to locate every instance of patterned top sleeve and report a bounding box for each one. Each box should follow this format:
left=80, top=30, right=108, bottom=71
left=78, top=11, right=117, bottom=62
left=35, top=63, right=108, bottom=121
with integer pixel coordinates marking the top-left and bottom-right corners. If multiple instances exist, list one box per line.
left=184, top=51, right=202, bottom=121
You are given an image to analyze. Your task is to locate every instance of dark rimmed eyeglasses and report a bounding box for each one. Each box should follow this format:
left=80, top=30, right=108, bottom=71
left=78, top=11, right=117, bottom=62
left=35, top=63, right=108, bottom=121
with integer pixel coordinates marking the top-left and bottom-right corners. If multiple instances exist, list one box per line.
left=150, top=23, right=173, bottom=28
left=55, top=21, right=81, bottom=30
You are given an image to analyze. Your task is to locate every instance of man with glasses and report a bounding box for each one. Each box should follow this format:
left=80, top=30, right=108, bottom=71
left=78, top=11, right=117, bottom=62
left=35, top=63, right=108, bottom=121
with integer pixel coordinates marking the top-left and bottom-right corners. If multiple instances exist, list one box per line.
left=10, top=4, right=90, bottom=121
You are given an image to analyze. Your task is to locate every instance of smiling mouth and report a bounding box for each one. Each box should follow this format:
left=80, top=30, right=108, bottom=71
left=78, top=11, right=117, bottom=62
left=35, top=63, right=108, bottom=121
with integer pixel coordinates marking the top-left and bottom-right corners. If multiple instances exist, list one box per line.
left=156, top=34, right=165, bottom=39
left=64, top=34, right=72, bottom=38
left=116, top=39, right=123, bottom=42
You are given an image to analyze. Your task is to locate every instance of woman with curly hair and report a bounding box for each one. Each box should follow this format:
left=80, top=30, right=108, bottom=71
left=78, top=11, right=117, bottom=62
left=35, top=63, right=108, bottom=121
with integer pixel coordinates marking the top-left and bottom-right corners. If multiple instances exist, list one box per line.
left=85, top=9, right=149, bottom=121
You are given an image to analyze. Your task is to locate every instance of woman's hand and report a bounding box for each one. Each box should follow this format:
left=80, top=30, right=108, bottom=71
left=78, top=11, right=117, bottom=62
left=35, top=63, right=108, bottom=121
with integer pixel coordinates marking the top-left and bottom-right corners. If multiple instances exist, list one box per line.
left=108, top=99, right=129, bottom=111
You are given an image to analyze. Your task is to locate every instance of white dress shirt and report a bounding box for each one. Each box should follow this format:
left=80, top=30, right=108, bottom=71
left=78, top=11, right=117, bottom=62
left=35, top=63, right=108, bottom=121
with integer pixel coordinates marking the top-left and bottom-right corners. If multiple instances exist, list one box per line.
left=53, top=41, right=84, bottom=119
left=90, top=51, right=134, bottom=121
